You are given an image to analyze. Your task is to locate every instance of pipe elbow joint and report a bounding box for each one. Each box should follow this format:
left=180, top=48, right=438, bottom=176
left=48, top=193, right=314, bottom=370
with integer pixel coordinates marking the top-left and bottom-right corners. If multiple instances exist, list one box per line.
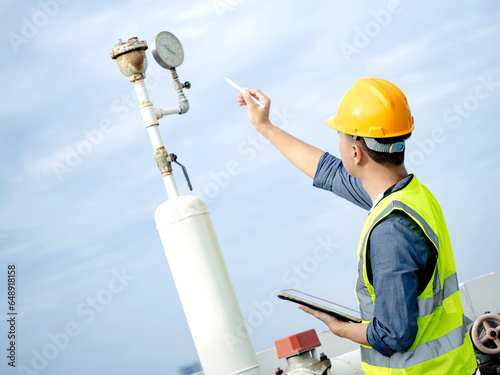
left=179, top=98, right=189, bottom=114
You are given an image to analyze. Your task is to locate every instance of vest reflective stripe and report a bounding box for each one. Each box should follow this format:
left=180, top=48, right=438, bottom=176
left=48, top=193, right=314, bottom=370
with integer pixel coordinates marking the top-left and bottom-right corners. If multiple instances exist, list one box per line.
left=417, top=271, right=458, bottom=317
left=355, top=176, right=477, bottom=374
left=358, top=270, right=460, bottom=321
left=360, top=322, right=468, bottom=369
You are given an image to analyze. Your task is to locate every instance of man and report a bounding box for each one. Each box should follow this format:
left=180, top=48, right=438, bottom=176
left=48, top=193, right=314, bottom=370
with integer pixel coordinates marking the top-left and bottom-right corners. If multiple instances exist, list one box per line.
left=236, top=78, right=477, bottom=374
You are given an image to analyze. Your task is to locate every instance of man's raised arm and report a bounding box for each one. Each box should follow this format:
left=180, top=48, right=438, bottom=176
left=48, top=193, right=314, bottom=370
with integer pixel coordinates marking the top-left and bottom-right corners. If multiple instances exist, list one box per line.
left=238, top=89, right=325, bottom=178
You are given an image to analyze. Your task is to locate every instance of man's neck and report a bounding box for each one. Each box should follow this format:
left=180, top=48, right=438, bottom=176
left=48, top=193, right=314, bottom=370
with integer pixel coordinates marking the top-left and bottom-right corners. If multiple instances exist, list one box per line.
left=361, top=164, right=409, bottom=205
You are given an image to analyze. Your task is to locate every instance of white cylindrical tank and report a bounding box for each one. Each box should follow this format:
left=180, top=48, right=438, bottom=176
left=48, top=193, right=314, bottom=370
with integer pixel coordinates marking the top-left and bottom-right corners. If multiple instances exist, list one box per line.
left=155, top=195, right=261, bottom=375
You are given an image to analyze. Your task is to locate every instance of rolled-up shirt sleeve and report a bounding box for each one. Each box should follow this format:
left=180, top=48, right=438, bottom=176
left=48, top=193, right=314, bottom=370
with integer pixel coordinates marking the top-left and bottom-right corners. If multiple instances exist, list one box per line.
left=366, top=214, right=433, bottom=356
left=313, top=152, right=372, bottom=210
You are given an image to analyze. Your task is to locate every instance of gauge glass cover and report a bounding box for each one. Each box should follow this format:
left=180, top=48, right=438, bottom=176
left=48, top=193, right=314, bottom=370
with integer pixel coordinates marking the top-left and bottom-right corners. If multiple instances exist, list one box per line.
left=152, top=31, right=184, bottom=69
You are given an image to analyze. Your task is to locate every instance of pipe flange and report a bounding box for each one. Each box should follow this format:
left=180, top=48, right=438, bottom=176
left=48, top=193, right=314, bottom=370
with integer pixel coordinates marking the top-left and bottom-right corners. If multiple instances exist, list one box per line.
left=110, top=37, right=148, bottom=60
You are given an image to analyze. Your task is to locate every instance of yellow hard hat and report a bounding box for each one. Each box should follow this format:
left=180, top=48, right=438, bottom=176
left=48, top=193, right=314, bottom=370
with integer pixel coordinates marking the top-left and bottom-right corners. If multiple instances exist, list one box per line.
left=326, top=78, right=414, bottom=138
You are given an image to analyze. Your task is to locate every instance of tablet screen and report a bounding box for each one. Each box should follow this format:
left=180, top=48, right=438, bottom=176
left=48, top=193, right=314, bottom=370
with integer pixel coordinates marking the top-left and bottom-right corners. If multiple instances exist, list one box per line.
left=277, top=289, right=362, bottom=323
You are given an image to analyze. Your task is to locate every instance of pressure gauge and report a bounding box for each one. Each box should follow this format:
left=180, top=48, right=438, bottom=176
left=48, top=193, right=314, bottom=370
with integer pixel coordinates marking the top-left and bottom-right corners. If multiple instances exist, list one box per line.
left=151, top=31, right=184, bottom=69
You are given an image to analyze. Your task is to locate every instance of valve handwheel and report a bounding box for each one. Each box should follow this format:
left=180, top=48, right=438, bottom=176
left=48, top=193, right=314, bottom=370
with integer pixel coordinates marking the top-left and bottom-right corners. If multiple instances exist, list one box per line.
left=471, top=313, right=500, bottom=355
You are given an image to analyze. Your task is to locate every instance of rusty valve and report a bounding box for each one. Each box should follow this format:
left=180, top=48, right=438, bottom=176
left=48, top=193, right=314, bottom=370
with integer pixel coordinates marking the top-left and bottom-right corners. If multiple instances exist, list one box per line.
left=110, top=37, right=148, bottom=81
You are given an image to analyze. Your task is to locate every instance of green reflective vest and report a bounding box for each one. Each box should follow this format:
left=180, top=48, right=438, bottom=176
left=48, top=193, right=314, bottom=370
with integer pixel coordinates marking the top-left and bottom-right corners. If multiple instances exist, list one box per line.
left=355, top=175, right=477, bottom=375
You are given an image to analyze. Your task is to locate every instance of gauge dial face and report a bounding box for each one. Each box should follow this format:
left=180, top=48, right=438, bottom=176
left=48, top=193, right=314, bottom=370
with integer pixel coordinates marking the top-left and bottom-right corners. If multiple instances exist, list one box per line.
left=152, top=31, right=184, bottom=69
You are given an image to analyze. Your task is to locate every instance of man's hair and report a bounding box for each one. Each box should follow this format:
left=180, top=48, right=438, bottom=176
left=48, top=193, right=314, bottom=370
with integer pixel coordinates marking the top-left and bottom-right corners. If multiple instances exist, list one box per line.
left=349, top=133, right=412, bottom=167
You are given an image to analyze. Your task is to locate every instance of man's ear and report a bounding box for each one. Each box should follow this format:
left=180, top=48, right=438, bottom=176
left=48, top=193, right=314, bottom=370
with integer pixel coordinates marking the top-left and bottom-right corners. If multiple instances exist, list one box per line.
left=351, top=143, right=364, bottom=166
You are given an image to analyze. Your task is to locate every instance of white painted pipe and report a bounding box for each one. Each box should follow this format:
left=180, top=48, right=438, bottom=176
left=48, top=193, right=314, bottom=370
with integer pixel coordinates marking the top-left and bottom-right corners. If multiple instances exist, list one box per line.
left=132, top=78, right=180, bottom=198
left=155, top=106, right=182, bottom=119
left=133, top=79, right=163, bottom=149
left=155, top=195, right=261, bottom=375
left=144, top=125, right=164, bottom=152
left=162, top=174, right=179, bottom=198
left=133, top=80, right=158, bottom=128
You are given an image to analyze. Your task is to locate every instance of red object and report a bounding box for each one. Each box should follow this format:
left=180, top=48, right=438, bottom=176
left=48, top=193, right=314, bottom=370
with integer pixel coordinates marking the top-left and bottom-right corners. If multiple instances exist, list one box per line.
left=275, top=329, right=321, bottom=359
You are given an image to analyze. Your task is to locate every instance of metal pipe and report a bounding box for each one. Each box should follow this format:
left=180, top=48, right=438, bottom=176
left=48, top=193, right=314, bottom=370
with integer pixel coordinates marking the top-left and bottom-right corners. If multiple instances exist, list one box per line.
left=142, top=122, right=164, bottom=151
left=154, top=107, right=182, bottom=119
left=132, top=78, right=180, bottom=198
left=162, top=175, right=179, bottom=197
left=171, top=68, right=190, bottom=114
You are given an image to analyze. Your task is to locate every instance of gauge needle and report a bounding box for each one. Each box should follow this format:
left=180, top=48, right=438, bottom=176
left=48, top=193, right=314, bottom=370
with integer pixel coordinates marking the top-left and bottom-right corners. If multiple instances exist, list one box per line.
left=162, top=43, right=176, bottom=54
left=224, top=77, right=266, bottom=108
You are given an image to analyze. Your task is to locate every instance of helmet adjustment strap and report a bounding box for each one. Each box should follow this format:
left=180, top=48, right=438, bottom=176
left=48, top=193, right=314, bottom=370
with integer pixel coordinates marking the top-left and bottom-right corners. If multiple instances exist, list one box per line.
left=352, top=136, right=405, bottom=153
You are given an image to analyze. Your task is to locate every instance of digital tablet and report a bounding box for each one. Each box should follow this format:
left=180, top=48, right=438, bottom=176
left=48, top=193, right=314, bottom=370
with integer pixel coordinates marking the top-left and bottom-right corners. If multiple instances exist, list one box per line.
left=277, top=289, right=362, bottom=323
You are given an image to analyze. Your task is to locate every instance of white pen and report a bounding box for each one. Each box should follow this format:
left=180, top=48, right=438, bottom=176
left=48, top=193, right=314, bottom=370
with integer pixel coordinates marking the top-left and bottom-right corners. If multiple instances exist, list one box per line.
left=224, top=77, right=266, bottom=108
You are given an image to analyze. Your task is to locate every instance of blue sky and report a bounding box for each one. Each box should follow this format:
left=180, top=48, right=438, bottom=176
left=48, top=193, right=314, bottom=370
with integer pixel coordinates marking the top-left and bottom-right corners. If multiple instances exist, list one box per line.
left=1, top=1, right=499, bottom=374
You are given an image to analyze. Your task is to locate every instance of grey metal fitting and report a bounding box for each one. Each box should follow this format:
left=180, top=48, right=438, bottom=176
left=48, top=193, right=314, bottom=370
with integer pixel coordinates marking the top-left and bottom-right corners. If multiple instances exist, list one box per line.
left=154, top=147, right=172, bottom=175
left=179, top=98, right=189, bottom=114
left=170, top=68, right=190, bottom=114
left=283, top=351, right=331, bottom=374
